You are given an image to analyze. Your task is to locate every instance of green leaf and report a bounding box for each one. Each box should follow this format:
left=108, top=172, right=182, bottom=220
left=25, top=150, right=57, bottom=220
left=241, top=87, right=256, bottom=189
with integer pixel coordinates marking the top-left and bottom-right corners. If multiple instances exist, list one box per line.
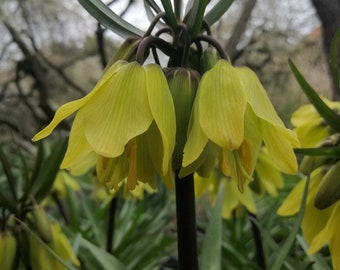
left=77, top=236, right=127, bottom=270
left=160, top=0, right=178, bottom=31
left=269, top=168, right=311, bottom=270
left=200, top=182, right=224, bottom=270
left=294, top=146, right=340, bottom=157
left=186, top=0, right=208, bottom=38
left=289, top=59, right=340, bottom=133
left=204, top=0, right=234, bottom=27
left=78, top=0, right=144, bottom=38
left=330, top=27, right=340, bottom=95
left=31, top=139, right=68, bottom=203
left=296, top=235, right=332, bottom=270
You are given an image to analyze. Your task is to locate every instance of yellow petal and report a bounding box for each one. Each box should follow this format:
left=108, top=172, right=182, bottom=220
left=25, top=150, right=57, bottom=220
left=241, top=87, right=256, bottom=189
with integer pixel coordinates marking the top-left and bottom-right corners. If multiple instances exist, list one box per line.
left=255, top=150, right=284, bottom=197
left=145, top=64, right=176, bottom=174
left=81, top=62, right=153, bottom=157
left=329, top=208, right=340, bottom=270
left=136, top=132, right=157, bottom=188
left=294, top=120, right=330, bottom=148
left=291, top=104, right=322, bottom=127
left=262, top=124, right=299, bottom=173
left=182, top=97, right=209, bottom=167
left=237, top=184, right=256, bottom=214
left=301, top=166, right=332, bottom=244
left=308, top=202, right=340, bottom=254
left=32, top=61, right=125, bottom=142
left=236, top=67, right=284, bottom=127
left=277, top=179, right=305, bottom=216
left=49, top=223, right=81, bottom=268
left=60, top=113, right=93, bottom=169
left=277, top=166, right=325, bottom=216
left=96, top=154, right=129, bottom=190
left=199, top=60, right=246, bottom=149
left=242, top=104, right=263, bottom=175
left=33, top=98, right=88, bottom=141
left=146, top=122, right=165, bottom=174
left=68, top=151, right=97, bottom=176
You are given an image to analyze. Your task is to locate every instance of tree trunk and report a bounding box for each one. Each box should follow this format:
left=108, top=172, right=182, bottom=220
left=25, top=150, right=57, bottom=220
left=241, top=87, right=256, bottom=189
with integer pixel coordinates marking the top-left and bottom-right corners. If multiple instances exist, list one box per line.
left=311, top=0, right=340, bottom=99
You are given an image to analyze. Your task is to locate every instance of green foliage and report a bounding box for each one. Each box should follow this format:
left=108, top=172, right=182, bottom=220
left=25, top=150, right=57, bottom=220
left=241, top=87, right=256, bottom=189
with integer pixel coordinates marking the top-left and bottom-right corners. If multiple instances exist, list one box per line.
left=200, top=183, right=223, bottom=270
left=78, top=0, right=144, bottom=38
left=289, top=59, right=340, bottom=133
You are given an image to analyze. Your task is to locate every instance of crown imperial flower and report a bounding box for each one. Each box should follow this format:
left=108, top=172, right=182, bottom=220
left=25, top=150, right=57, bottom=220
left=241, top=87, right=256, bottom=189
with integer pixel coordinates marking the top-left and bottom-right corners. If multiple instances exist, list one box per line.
left=181, top=59, right=299, bottom=191
left=33, top=60, right=176, bottom=190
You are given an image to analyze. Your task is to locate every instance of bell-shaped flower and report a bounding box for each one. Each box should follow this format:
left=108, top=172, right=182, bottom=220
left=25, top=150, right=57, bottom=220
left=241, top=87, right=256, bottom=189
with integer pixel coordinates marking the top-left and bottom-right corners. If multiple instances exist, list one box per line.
left=277, top=166, right=340, bottom=270
left=291, top=97, right=340, bottom=147
left=33, top=60, right=176, bottom=190
left=29, top=222, right=80, bottom=270
left=181, top=60, right=299, bottom=191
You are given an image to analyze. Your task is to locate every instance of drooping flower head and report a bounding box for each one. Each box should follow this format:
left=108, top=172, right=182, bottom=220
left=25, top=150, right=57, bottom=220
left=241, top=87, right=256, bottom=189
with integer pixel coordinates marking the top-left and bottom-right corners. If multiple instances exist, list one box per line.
left=181, top=59, right=299, bottom=191
left=33, top=60, right=176, bottom=190
left=278, top=98, right=340, bottom=269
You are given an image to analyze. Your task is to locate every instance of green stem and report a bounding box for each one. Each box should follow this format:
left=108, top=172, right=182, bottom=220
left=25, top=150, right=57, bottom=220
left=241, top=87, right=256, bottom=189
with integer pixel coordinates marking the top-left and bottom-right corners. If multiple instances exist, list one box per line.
left=175, top=172, right=199, bottom=270
left=106, top=197, right=117, bottom=253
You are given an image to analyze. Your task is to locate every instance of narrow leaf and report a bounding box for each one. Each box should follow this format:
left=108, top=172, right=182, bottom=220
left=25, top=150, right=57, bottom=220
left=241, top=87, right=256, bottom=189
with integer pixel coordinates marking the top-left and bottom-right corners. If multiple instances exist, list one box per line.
left=289, top=59, right=340, bottom=133
left=78, top=237, right=127, bottom=270
left=294, top=146, right=340, bottom=157
left=186, top=0, right=208, bottom=38
left=160, top=0, right=178, bottom=30
left=31, top=139, right=68, bottom=202
left=269, top=169, right=311, bottom=270
left=15, top=218, right=79, bottom=270
left=204, top=0, right=234, bottom=27
left=78, top=0, right=144, bottom=38
left=200, top=182, right=224, bottom=270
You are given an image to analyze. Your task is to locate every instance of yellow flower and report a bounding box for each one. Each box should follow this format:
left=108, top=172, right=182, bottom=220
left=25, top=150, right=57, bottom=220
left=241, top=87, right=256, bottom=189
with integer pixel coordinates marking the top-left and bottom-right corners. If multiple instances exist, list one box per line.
left=33, top=61, right=176, bottom=190
left=277, top=166, right=340, bottom=270
left=29, top=222, right=80, bottom=270
left=52, top=171, right=80, bottom=198
left=94, top=180, right=156, bottom=203
left=182, top=60, right=299, bottom=191
left=291, top=97, right=340, bottom=147
left=195, top=170, right=256, bottom=219
left=251, top=147, right=284, bottom=197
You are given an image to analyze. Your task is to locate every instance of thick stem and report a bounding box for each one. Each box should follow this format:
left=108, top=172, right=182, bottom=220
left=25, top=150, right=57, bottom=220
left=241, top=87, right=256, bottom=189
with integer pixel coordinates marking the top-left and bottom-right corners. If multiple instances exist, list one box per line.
left=175, top=172, right=199, bottom=270
left=106, top=197, right=117, bottom=253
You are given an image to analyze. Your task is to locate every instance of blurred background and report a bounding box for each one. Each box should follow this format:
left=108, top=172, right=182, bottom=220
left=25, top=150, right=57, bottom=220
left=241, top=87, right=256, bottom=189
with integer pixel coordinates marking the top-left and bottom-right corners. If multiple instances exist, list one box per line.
left=0, top=0, right=337, bottom=142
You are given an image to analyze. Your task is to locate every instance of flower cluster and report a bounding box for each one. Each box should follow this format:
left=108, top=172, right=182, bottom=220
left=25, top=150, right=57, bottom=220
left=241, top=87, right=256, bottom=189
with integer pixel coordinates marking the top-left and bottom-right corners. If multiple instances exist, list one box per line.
left=278, top=97, right=340, bottom=270
left=33, top=16, right=299, bottom=198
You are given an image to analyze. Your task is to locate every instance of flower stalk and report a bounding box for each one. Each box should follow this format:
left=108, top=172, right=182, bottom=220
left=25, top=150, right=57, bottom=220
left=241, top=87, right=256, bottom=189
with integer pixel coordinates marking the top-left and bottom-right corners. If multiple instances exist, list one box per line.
left=175, top=171, right=199, bottom=270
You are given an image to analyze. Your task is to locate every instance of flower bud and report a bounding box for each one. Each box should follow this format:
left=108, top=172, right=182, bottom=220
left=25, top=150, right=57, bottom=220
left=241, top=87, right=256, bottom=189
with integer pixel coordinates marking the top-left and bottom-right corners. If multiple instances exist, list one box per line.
left=166, top=68, right=200, bottom=170
left=299, top=155, right=329, bottom=175
left=32, top=203, right=52, bottom=243
left=200, top=47, right=220, bottom=72
left=0, top=232, right=17, bottom=270
left=314, top=161, right=340, bottom=209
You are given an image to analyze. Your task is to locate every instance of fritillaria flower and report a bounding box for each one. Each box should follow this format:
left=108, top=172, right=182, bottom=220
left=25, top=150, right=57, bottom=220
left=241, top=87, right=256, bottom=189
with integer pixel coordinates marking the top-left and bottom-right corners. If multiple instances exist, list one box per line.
left=181, top=60, right=299, bottom=191
left=33, top=60, right=176, bottom=190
